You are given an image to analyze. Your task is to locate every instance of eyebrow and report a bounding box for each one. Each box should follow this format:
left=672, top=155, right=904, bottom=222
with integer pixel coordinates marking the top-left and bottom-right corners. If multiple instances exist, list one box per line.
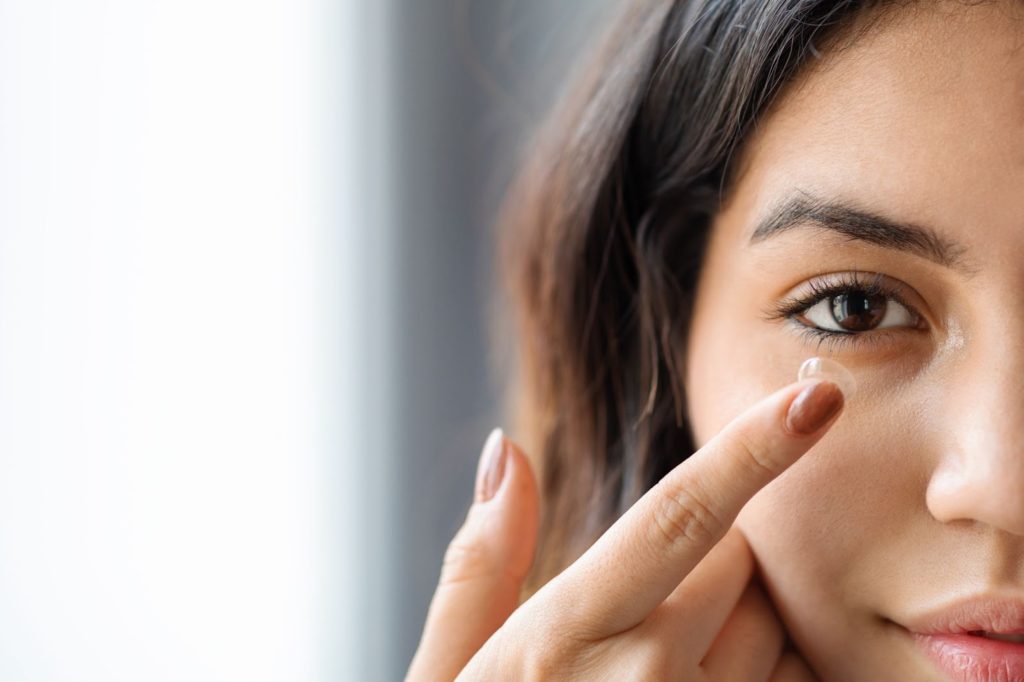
left=747, top=190, right=978, bottom=276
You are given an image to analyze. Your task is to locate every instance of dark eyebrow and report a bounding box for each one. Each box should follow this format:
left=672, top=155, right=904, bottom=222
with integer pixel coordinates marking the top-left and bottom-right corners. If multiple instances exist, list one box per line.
left=748, top=190, right=978, bottom=277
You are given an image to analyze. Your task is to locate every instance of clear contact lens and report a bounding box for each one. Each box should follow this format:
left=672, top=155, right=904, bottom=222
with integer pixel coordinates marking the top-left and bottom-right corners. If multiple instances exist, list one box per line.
left=798, top=356, right=856, bottom=400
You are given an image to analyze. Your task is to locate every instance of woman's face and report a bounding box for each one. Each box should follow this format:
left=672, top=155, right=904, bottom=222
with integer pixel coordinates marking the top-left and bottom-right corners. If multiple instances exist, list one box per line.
left=684, top=2, right=1024, bottom=679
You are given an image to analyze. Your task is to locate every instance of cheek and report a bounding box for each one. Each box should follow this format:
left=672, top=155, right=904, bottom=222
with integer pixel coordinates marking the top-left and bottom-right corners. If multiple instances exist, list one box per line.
left=685, top=318, right=799, bottom=448
left=685, top=236, right=937, bottom=639
left=731, top=403, right=932, bottom=666
left=685, top=301, right=934, bottom=636
left=685, top=220, right=801, bottom=446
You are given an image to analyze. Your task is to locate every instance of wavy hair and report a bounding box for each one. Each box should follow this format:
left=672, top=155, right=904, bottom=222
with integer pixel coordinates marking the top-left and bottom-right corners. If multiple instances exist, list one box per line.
left=490, top=0, right=905, bottom=600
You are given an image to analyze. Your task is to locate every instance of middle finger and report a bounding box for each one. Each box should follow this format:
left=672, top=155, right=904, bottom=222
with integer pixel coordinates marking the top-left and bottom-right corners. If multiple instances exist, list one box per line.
left=700, top=581, right=786, bottom=679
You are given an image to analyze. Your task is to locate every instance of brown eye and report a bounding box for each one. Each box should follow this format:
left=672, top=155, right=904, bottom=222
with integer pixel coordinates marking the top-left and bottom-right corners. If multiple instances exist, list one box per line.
left=829, top=291, right=887, bottom=332
left=800, top=288, right=916, bottom=334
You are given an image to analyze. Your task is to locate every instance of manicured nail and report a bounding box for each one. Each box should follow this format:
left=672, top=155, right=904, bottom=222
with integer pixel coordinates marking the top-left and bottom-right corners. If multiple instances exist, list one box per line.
left=476, top=427, right=508, bottom=503
left=785, top=381, right=845, bottom=435
left=797, top=356, right=856, bottom=400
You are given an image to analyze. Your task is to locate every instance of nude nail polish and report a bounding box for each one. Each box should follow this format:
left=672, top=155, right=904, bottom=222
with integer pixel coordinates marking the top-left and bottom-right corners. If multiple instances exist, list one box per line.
left=476, top=427, right=508, bottom=502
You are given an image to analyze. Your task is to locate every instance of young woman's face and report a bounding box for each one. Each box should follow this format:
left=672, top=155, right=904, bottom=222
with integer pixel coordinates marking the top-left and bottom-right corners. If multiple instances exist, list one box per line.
left=684, top=2, right=1024, bottom=679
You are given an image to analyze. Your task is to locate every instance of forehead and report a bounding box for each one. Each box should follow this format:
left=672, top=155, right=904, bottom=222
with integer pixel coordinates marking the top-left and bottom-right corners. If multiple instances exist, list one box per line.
left=720, top=0, right=1024, bottom=253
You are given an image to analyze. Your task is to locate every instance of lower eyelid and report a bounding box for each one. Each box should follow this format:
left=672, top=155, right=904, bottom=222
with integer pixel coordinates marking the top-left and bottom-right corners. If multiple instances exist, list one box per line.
left=789, top=306, right=930, bottom=349
left=788, top=322, right=901, bottom=353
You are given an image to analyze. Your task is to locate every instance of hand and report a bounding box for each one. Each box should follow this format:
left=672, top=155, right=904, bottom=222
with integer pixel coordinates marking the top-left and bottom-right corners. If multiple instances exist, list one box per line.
left=406, top=377, right=845, bottom=680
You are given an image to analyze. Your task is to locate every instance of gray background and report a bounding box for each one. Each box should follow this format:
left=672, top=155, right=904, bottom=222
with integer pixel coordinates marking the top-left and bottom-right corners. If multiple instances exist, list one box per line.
left=381, top=1, right=614, bottom=679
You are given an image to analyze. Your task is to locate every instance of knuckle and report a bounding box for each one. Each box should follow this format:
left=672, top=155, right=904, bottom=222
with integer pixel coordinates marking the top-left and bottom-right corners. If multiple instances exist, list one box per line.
left=439, top=533, right=496, bottom=587
left=733, top=426, right=781, bottom=479
left=513, top=602, right=601, bottom=680
left=650, top=481, right=724, bottom=549
left=529, top=643, right=598, bottom=681
left=616, top=635, right=675, bottom=679
left=639, top=648, right=675, bottom=679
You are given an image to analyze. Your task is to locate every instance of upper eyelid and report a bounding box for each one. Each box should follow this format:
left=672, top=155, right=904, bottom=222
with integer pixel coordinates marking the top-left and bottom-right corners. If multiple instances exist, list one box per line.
left=799, top=271, right=907, bottom=302
left=799, top=279, right=917, bottom=316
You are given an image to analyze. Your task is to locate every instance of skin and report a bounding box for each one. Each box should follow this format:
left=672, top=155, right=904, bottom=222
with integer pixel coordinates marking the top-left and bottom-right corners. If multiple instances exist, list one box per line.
left=407, top=2, right=1024, bottom=680
left=408, top=381, right=842, bottom=681
left=686, top=1, right=1024, bottom=679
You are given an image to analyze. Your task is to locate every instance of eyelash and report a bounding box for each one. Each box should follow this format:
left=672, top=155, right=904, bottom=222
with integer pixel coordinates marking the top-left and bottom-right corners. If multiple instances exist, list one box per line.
left=761, top=270, right=922, bottom=353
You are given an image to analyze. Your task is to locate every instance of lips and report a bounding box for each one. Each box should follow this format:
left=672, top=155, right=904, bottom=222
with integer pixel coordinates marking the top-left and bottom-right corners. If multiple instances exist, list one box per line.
left=902, top=596, right=1024, bottom=682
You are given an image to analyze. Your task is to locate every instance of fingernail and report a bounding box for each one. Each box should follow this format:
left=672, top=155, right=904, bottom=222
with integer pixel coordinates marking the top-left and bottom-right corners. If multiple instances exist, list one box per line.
left=785, top=381, right=845, bottom=435
left=797, top=356, right=856, bottom=400
left=476, top=427, right=508, bottom=503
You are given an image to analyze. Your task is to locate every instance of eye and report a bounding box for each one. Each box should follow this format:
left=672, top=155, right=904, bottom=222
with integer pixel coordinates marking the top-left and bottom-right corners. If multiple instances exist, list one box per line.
left=799, top=288, right=917, bottom=333
left=761, top=270, right=925, bottom=351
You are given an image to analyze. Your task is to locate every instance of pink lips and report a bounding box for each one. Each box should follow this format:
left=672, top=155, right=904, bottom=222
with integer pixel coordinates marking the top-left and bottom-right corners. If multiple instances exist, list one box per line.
left=903, top=596, right=1024, bottom=682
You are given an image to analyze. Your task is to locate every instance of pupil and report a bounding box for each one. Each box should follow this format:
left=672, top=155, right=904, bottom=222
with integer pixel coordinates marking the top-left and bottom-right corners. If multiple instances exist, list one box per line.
left=831, top=291, right=886, bottom=331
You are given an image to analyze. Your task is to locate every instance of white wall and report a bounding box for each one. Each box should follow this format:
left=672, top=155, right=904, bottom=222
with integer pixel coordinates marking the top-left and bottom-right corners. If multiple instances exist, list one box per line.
left=0, top=1, right=362, bottom=679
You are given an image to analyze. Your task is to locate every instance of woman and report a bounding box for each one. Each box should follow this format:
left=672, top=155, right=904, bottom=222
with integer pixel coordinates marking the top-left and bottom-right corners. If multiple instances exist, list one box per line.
left=408, top=0, right=1024, bottom=679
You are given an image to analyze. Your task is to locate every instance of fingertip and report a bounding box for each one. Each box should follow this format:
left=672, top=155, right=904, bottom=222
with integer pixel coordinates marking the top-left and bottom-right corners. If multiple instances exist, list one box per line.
left=697, top=524, right=755, bottom=580
left=491, top=435, right=540, bottom=575
left=474, top=427, right=509, bottom=504
left=712, top=524, right=755, bottom=570
left=490, top=435, right=540, bottom=524
left=783, top=379, right=845, bottom=436
left=475, top=431, right=539, bottom=517
left=501, top=436, right=538, bottom=493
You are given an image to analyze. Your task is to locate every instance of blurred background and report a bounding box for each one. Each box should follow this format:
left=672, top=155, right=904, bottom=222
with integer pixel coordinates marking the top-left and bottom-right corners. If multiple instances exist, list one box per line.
left=0, top=0, right=610, bottom=680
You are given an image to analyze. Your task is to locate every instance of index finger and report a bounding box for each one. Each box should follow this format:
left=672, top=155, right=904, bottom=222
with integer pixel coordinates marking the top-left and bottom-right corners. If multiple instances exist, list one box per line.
left=553, top=376, right=846, bottom=637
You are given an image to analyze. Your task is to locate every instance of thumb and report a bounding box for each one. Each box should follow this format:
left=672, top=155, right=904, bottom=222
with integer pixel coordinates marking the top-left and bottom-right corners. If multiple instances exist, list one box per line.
left=406, top=427, right=540, bottom=682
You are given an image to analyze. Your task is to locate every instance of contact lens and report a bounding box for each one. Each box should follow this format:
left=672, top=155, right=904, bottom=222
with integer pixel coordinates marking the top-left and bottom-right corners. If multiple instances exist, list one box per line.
left=797, top=356, right=856, bottom=400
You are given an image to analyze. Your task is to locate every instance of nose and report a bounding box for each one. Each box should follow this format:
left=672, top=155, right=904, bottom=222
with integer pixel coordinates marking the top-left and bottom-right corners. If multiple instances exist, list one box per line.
left=925, top=351, right=1024, bottom=536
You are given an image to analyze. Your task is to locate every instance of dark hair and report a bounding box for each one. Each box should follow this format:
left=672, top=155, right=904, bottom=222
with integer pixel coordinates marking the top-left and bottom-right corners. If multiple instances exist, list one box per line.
left=490, top=0, right=901, bottom=601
